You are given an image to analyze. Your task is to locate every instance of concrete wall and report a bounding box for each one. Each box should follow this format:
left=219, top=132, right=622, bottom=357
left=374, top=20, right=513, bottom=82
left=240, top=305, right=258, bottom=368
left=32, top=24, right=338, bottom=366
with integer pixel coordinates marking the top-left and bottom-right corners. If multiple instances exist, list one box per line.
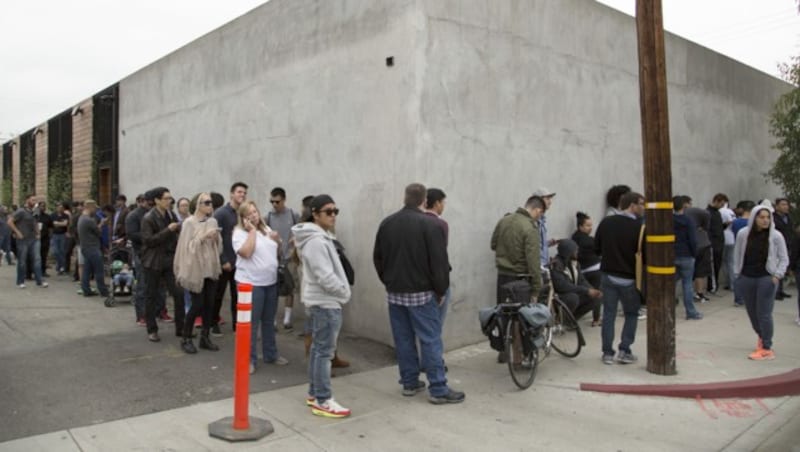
left=118, top=0, right=791, bottom=349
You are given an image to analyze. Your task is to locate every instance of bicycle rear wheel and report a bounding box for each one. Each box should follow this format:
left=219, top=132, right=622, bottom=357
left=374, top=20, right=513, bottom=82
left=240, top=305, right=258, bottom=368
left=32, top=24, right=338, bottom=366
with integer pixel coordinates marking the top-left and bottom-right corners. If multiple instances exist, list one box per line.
left=550, top=299, right=582, bottom=358
left=505, top=317, right=539, bottom=389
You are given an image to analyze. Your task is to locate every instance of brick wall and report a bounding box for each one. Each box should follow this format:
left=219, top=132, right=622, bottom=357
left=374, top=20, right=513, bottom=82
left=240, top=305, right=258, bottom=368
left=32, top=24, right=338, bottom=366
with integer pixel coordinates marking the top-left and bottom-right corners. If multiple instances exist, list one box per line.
left=35, top=125, right=47, bottom=199
left=72, top=100, right=93, bottom=201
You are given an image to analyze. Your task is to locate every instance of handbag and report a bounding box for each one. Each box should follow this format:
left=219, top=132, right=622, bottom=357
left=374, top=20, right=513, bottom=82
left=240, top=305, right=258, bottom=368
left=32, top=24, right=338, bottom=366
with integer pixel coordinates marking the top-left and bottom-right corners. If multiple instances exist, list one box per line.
left=332, top=239, right=355, bottom=286
left=277, top=262, right=294, bottom=296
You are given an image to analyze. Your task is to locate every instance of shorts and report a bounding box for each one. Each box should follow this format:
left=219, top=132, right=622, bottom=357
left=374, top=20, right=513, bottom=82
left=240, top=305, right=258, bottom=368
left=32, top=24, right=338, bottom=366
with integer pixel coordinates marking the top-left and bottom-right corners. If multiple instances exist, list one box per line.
left=694, top=246, right=712, bottom=278
left=287, top=259, right=300, bottom=296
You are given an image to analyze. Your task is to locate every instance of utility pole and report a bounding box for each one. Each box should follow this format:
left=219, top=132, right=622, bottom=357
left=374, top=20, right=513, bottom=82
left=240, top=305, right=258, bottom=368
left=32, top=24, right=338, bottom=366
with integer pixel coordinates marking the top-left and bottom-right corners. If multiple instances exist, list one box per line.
left=636, top=0, right=676, bottom=375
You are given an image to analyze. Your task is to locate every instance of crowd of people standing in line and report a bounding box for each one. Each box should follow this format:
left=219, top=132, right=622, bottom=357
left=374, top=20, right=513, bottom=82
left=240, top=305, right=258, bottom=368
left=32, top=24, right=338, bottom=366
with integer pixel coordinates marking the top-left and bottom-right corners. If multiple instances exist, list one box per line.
left=491, top=184, right=798, bottom=367
left=0, top=181, right=461, bottom=419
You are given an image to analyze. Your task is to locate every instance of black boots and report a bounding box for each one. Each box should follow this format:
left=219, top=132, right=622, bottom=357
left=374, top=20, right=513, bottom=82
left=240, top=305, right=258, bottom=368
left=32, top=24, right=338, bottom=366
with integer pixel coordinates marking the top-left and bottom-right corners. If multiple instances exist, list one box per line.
left=199, top=329, right=219, bottom=351
left=181, top=338, right=197, bottom=354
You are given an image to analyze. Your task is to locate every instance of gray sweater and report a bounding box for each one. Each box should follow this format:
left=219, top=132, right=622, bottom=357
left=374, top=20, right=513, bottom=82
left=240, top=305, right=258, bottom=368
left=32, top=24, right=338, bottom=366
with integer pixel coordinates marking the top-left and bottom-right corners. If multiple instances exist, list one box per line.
left=292, top=222, right=351, bottom=309
left=733, top=205, right=789, bottom=280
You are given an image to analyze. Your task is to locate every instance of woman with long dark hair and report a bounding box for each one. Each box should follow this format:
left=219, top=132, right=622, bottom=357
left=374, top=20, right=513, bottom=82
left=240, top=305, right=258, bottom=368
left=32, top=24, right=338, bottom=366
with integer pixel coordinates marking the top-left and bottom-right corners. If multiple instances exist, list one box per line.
left=173, top=192, right=222, bottom=353
left=572, top=211, right=602, bottom=326
left=733, top=204, right=789, bottom=361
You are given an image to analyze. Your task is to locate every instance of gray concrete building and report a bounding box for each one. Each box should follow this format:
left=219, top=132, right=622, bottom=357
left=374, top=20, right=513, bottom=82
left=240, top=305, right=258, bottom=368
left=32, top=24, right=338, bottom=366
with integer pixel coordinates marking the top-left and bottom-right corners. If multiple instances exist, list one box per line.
left=116, top=0, right=789, bottom=348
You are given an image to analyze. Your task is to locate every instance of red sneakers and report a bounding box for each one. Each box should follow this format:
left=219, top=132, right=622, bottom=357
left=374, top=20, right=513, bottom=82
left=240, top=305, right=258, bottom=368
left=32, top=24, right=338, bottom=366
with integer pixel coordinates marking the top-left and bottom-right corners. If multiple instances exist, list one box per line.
left=136, top=318, right=146, bottom=327
left=748, top=349, right=775, bottom=360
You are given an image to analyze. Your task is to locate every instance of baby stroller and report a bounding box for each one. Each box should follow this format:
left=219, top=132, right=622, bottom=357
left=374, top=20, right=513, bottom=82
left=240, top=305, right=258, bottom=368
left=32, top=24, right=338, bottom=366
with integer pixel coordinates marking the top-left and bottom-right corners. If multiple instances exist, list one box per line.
left=105, top=244, right=134, bottom=307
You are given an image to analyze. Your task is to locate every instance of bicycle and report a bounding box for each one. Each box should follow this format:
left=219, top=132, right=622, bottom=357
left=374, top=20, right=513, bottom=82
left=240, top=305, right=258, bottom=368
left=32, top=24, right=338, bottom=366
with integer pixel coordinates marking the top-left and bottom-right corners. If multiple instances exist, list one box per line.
left=539, top=268, right=585, bottom=359
left=499, top=298, right=541, bottom=389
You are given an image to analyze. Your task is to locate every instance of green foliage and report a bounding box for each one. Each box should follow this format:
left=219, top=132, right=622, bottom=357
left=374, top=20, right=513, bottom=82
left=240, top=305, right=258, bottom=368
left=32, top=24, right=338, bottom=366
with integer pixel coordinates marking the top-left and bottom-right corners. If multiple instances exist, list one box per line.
left=767, top=55, right=800, bottom=216
left=18, top=151, right=35, bottom=205
left=1, top=178, right=11, bottom=206
left=47, top=157, right=72, bottom=206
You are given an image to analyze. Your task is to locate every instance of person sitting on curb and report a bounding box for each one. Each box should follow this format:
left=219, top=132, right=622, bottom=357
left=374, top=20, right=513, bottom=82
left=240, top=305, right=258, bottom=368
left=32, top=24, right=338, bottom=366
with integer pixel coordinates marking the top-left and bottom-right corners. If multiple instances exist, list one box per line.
left=550, top=239, right=602, bottom=322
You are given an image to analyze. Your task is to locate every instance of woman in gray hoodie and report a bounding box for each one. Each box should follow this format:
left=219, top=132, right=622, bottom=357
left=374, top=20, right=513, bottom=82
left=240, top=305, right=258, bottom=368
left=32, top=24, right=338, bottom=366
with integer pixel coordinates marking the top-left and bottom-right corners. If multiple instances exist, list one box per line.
left=291, top=195, right=352, bottom=418
left=733, top=203, right=789, bottom=361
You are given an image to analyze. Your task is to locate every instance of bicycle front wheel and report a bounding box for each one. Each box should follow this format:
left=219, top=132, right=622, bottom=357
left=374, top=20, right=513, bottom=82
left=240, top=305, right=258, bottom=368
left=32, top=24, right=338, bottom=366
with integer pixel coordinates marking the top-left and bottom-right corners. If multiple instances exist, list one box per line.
left=550, top=299, right=582, bottom=358
left=505, top=317, right=539, bottom=389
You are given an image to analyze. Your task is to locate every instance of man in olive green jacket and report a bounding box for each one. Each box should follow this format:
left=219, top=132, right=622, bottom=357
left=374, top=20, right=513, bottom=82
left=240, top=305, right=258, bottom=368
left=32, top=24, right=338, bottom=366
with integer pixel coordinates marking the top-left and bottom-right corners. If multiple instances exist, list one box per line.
left=490, top=195, right=546, bottom=305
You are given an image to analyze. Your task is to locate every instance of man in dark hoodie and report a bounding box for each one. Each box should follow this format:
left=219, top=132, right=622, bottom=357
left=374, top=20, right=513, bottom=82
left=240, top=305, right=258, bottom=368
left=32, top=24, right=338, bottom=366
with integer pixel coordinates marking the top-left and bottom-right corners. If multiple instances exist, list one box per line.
left=674, top=196, right=703, bottom=320
left=550, top=239, right=602, bottom=321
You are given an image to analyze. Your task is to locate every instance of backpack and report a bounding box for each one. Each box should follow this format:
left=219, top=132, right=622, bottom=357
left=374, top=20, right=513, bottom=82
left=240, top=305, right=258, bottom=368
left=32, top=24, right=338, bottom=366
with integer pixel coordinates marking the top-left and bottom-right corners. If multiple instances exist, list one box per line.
left=479, top=306, right=506, bottom=352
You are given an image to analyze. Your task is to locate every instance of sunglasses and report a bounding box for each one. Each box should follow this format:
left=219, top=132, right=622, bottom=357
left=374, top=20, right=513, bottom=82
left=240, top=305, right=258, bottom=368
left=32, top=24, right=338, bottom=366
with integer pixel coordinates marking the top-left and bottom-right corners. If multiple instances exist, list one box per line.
left=201, top=200, right=213, bottom=206
left=320, top=208, right=340, bottom=216
left=270, top=199, right=282, bottom=204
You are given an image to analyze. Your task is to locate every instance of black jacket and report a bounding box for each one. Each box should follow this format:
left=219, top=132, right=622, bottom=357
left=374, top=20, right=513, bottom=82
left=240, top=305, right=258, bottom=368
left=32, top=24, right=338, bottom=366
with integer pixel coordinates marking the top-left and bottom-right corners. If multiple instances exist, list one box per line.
left=774, top=212, right=795, bottom=265
left=571, top=230, right=600, bottom=270
left=125, top=206, right=147, bottom=252
left=140, top=208, right=179, bottom=271
left=373, top=206, right=449, bottom=296
left=706, top=205, right=724, bottom=249
left=594, top=214, right=642, bottom=280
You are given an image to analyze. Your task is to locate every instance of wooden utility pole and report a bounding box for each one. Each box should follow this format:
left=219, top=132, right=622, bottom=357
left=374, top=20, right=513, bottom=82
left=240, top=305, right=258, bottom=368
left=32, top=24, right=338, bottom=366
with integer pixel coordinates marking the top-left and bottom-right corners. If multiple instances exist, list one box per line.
left=636, top=0, right=676, bottom=375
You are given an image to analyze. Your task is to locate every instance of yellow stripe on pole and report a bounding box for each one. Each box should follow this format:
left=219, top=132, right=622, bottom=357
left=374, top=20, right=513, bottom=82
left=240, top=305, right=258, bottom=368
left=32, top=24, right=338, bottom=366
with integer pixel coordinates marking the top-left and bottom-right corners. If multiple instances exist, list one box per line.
left=646, top=235, right=675, bottom=243
left=645, top=202, right=673, bottom=209
left=647, top=265, right=675, bottom=275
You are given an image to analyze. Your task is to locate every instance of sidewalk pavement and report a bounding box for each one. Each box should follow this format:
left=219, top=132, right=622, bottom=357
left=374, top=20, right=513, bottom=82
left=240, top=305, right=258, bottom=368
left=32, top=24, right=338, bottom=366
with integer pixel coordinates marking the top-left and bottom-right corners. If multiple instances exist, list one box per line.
left=2, top=290, right=799, bottom=452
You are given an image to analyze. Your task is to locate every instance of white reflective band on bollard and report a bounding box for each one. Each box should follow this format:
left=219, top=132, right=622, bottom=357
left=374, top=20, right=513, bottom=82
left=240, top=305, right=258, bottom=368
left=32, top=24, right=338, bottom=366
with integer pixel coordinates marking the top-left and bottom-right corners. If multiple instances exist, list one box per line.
left=238, top=291, right=252, bottom=305
left=237, top=311, right=252, bottom=324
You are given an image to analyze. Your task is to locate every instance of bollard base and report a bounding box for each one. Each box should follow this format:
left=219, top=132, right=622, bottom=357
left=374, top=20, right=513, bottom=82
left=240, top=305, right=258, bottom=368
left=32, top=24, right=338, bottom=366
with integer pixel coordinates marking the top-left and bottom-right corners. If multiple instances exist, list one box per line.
left=208, top=416, right=274, bottom=442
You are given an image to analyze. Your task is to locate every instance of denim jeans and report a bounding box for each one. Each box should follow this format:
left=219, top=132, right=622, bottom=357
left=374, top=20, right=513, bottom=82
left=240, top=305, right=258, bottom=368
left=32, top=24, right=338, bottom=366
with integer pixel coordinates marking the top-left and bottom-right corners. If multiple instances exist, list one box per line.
left=51, top=234, right=66, bottom=272
left=735, top=275, right=777, bottom=349
left=251, top=284, right=279, bottom=363
left=308, top=306, right=342, bottom=402
left=675, top=257, right=699, bottom=317
left=0, top=227, right=11, bottom=264
left=600, top=274, right=640, bottom=355
left=81, top=247, right=109, bottom=297
left=439, top=287, right=451, bottom=325
left=16, top=239, right=42, bottom=285
left=722, top=244, right=735, bottom=289
left=388, top=295, right=448, bottom=397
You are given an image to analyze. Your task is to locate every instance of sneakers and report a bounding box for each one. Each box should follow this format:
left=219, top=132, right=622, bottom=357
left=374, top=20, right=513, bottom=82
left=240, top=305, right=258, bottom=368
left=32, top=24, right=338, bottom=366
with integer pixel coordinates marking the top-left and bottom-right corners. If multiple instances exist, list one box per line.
left=311, top=398, right=351, bottom=418
left=616, top=351, right=638, bottom=364
left=428, top=389, right=466, bottom=405
left=136, top=318, right=146, bottom=327
left=638, top=308, right=647, bottom=320
left=194, top=317, right=203, bottom=327
left=37, top=282, right=48, bottom=288
left=211, top=325, right=223, bottom=337
left=249, top=362, right=256, bottom=375
left=283, top=323, right=294, bottom=331
left=748, top=349, right=775, bottom=360
left=402, top=380, right=426, bottom=397
left=148, top=332, right=160, bottom=342
left=686, top=312, right=704, bottom=320
left=267, top=356, right=289, bottom=366
left=159, top=312, right=174, bottom=323
left=17, top=284, right=25, bottom=289
left=602, top=354, right=615, bottom=365
left=305, top=395, right=315, bottom=406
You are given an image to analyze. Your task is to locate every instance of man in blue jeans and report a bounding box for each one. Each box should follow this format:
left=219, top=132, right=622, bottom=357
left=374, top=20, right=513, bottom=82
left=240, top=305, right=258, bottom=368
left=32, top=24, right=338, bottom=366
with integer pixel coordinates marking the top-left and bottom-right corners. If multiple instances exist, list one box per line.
left=374, top=183, right=464, bottom=404
left=77, top=200, right=110, bottom=303
left=8, top=194, right=47, bottom=289
left=594, top=192, right=645, bottom=365
left=673, top=195, right=703, bottom=320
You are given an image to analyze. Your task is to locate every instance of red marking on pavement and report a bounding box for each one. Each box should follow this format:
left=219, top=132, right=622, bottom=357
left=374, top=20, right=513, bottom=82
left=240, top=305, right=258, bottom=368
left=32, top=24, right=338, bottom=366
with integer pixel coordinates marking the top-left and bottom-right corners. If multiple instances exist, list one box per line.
left=580, top=368, right=800, bottom=399
left=754, top=398, right=773, bottom=415
left=695, top=396, right=718, bottom=419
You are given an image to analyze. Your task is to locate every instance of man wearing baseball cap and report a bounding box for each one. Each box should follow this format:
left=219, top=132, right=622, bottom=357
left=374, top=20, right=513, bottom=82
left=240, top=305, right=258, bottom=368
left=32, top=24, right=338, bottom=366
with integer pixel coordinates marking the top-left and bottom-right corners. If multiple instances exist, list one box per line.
left=533, top=188, right=556, bottom=267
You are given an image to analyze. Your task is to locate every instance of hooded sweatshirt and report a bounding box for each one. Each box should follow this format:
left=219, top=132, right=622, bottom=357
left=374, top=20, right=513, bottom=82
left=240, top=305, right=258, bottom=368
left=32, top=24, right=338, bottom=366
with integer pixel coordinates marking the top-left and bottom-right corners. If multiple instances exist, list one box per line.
left=550, top=239, right=591, bottom=296
left=291, top=221, right=351, bottom=309
left=733, top=205, right=789, bottom=280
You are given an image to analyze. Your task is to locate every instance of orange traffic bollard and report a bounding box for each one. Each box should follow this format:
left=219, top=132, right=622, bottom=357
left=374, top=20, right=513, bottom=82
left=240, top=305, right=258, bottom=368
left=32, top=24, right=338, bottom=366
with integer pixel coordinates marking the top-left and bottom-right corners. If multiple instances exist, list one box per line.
left=208, top=282, right=273, bottom=442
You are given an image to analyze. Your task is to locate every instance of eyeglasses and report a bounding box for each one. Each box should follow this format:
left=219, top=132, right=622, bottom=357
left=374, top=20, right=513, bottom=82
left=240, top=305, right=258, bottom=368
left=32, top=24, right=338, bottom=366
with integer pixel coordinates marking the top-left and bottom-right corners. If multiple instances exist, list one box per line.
left=270, top=199, right=282, bottom=204
left=320, top=208, right=340, bottom=216
left=201, top=200, right=213, bottom=206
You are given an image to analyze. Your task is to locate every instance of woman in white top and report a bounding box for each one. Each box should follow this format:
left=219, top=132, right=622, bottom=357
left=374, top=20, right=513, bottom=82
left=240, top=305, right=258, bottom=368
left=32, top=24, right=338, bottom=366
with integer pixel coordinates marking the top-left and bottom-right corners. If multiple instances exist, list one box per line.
left=233, top=200, right=288, bottom=373
left=173, top=192, right=222, bottom=354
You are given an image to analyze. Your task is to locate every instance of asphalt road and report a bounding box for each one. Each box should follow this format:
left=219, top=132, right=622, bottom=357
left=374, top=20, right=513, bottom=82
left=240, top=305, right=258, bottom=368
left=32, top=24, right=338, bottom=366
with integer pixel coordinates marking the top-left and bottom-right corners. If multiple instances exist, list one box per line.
left=0, top=263, right=395, bottom=442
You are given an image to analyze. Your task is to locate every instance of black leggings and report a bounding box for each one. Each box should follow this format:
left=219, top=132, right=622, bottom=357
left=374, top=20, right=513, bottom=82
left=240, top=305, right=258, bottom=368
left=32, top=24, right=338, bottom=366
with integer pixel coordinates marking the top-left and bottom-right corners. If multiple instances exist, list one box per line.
left=184, top=278, right=218, bottom=338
